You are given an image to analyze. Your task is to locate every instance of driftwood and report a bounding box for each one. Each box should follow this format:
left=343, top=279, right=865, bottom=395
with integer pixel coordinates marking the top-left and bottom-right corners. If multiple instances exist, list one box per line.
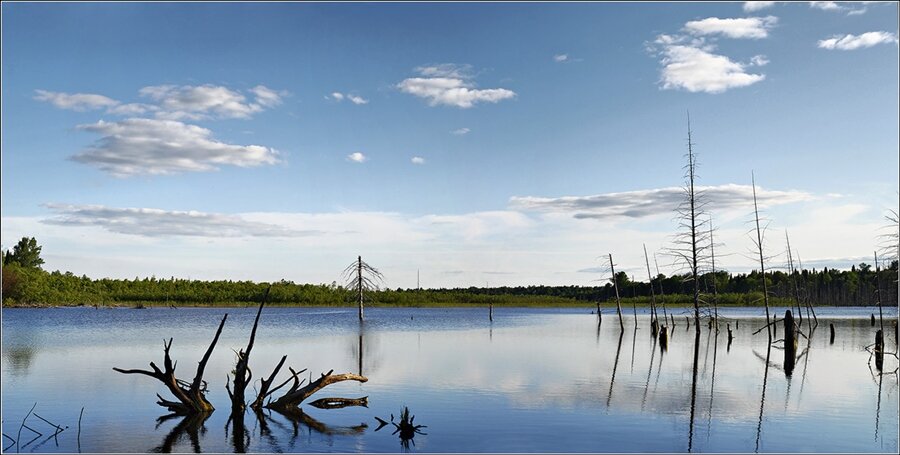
left=267, top=369, right=368, bottom=411
left=114, top=315, right=227, bottom=414
left=308, top=397, right=369, bottom=409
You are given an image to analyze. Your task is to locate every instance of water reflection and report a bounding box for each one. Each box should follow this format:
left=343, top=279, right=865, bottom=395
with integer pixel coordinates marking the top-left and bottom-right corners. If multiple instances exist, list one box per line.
left=153, top=412, right=209, bottom=453
left=606, top=330, right=624, bottom=408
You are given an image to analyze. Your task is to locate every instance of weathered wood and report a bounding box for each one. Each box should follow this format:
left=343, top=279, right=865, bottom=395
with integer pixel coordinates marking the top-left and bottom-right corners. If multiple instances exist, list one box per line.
left=829, top=323, right=835, bottom=344
left=783, top=310, right=796, bottom=377
left=229, top=290, right=270, bottom=414
left=113, top=314, right=227, bottom=414
left=267, top=370, right=368, bottom=411
left=308, top=397, right=368, bottom=409
left=609, top=253, right=624, bottom=331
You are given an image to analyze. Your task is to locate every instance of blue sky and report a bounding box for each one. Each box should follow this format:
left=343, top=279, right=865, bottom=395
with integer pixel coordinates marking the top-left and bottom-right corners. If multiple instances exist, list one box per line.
left=2, top=1, right=898, bottom=287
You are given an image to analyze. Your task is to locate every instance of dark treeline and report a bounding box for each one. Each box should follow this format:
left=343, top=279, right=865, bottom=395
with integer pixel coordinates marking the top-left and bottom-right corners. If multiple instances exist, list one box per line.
left=2, top=259, right=896, bottom=307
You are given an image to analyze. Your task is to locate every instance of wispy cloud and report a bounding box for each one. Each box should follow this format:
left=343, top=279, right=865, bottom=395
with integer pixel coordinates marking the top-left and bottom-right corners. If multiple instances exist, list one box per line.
left=411, top=156, right=425, bottom=165
left=329, top=91, right=369, bottom=105
left=509, top=184, right=813, bottom=220
left=553, top=54, right=569, bottom=62
left=684, top=16, right=778, bottom=39
left=72, top=118, right=280, bottom=176
left=42, top=203, right=314, bottom=238
left=139, top=84, right=280, bottom=120
left=33, top=90, right=119, bottom=111
left=397, top=63, right=516, bottom=108
left=818, top=31, right=899, bottom=50
left=743, top=2, right=775, bottom=12
left=347, top=152, right=367, bottom=163
left=451, top=127, right=471, bottom=135
left=810, top=1, right=870, bottom=14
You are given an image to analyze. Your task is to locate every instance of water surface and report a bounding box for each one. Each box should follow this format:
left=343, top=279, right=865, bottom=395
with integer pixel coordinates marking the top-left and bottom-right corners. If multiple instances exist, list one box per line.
left=2, top=306, right=897, bottom=452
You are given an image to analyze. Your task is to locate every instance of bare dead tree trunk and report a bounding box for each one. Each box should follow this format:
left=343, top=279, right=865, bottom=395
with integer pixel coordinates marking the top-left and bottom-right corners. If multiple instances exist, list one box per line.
left=357, top=256, right=364, bottom=321
left=644, top=244, right=659, bottom=335
left=267, top=369, right=368, bottom=411
left=654, top=253, right=669, bottom=325
left=875, top=251, right=884, bottom=332
left=609, top=253, right=624, bottom=331
left=114, top=314, right=228, bottom=414
left=687, top=122, right=701, bottom=333
left=228, top=287, right=270, bottom=415
left=752, top=172, right=772, bottom=340
left=709, top=219, right=719, bottom=329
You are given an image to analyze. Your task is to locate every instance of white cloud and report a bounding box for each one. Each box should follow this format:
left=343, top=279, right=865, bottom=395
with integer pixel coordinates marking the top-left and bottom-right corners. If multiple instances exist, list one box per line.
left=106, top=103, right=158, bottom=116
left=397, top=64, right=516, bottom=108
left=451, top=127, right=471, bottom=135
left=347, top=152, right=367, bottom=163
left=743, top=2, right=775, bottom=12
left=818, top=31, right=899, bottom=50
left=656, top=43, right=766, bottom=93
left=42, top=204, right=314, bottom=238
left=34, top=90, right=119, bottom=111
left=553, top=54, right=569, bottom=62
left=138, top=84, right=268, bottom=120
left=249, top=85, right=285, bottom=108
left=411, top=156, right=425, bottom=165
left=810, top=2, right=870, bottom=14
left=684, top=16, right=778, bottom=39
left=347, top=95, right=369, bottom=105
left=329, top=91, right=368, bottom=104
left=750, top=54, right=770, bottom=66
left=72, top=118, right=279, bottom=176
left=509, top=184, right=813, bottom=220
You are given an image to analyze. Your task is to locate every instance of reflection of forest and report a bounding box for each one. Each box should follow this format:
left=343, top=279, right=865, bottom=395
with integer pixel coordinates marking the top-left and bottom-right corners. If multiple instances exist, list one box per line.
left=3, top=344, right=36, bottom=375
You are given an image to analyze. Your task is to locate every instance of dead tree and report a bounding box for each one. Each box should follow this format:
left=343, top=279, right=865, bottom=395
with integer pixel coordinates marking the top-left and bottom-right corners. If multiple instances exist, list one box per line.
left=669, top=115, right=709, bottom=333
left=227, top=287, right=270, bottom=415
left=609, top=253, right=625, bottom=331
left=114, top=314, right=228, bottom=414
left=267, top=369, right=368, bottom=412
left=708, top=218, right=719, bottom=329
left=343, top=256, right=384, bottom=321
left=751, top=171, right=773, bottom=340
left=785, top=231, right=810, bottom=331
left=643, top=244, right=659, bottom=335
left=653, top=253, right=669, bottom=326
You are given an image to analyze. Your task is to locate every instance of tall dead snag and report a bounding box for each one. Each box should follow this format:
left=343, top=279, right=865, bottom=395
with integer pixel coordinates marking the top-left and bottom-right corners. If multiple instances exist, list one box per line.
left=751, top=172, right=773, bottom=340
left=709, top=218, right=719, bottom=330
left=114, top=314, right=228, bottom=414
left=785, top=231, right=809, bottom=331
left=343, top=256, right=384, bottom=322
left=670, top=115, right=709, bottom=334
left=267, top=369, right=368, bottom=412
left=227, top=287, right=270, bottom=415
left=609, top=253, right=625, bottom=331
left=643, top=244, right=659, bottom=336
left=654, top=253, right=669, bottom=326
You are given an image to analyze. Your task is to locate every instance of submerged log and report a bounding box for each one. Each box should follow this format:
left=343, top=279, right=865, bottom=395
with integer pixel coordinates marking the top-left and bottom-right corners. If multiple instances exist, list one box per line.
left=113, top=314, right=227, bottom=414
left=308, top=397, right=369, bottom=410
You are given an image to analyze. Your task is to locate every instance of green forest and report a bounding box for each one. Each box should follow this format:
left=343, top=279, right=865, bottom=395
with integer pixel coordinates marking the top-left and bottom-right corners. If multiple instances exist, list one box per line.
left=2, top=237, right=897, bottom=308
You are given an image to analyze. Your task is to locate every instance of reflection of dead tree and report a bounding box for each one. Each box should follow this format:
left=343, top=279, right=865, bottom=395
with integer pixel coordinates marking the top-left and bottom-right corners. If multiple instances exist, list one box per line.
left=272, top=408, right=368, bottom=436
left=754, top=344, right=772, bottom=453
left=687, top=329, right=700, bottom=452
left=606, top=330, right=625, bottom=408
left=343, top=256, right=384, bottom=321
left=114, top=315, right=227, bottom=414
left=7, top=403, right=72, bottom=453
left=151, top=412, right=210, bottom=453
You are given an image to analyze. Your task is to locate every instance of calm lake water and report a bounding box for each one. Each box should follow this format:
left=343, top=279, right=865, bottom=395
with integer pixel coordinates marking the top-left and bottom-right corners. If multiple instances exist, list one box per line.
left=2, top=306, right=898, bottom=453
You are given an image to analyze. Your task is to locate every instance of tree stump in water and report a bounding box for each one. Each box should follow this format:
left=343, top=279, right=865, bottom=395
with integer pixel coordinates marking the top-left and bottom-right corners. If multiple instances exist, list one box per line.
left=871, top=314, right=876, bottom=326
left=783, top=310, right=796, bottom=377
left=651, top=319, right=658, bottom=338
left=875, top=330, right=884, bottom=372
left=659, top=326, right=668, bottom=352
left=736, top=320, right=739, bottom=330
left=829, top=323, right=835, bottom=344
left=727, top=324, right=733, bottom=351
